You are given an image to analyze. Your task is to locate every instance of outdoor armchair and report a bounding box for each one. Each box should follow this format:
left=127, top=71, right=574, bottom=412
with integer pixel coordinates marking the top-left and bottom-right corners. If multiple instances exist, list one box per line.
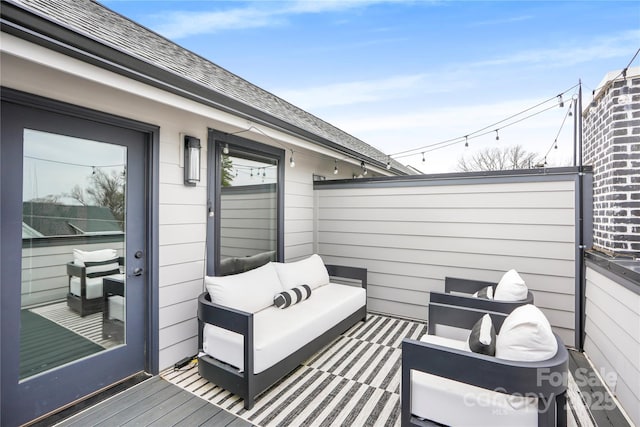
left=66, top=249, right=124, bottom=316
left=401, top=303, right=568, bottom=427
left=431, top=269, right=534, bottom=314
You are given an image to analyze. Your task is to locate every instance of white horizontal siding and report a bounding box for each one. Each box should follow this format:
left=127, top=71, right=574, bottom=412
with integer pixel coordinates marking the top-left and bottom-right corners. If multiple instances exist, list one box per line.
left=315, top=177, right=577, bottom=346
left=584, top=266, right=640, bottom=426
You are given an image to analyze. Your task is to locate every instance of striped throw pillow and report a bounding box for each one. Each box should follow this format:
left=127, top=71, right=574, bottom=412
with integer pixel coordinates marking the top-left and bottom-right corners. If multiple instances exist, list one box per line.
left=85, top=258, right=120, bottom=278
left=273, top=285, right=312, bottom=309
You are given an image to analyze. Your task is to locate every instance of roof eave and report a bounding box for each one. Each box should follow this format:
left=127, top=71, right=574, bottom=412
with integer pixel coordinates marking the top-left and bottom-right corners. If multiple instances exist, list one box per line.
left=1, top=2, right=410, bottom=175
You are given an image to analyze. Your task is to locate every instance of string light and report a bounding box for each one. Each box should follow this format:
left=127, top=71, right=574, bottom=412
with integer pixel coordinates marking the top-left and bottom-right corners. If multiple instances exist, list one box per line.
left=389, top=83, right=581, bottom=161
left=422, top=152, right=425, bottom=162
left=334, top=159, right=339, bottom=174
left=223, top=143, right=229, bottom=154
left=289, top=150, right=295, bottom=168
left=495, top=129, right=499, bottom=141
left=557, top=94, right=564, bottom=108
left=464, top=136, right=469, bottom=148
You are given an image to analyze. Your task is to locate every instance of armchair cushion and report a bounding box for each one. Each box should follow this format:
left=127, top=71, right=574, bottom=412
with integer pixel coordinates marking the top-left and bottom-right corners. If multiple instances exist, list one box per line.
left=205, top=262, right=283, bottom=313
left=411, top=370, right=538, bottom=426
left=494, top=269, right=528, bottom=301
left=274, top=254, right=329, bottom=290
left=468, top=314, right=496, bottom=356
left=274, top=285, right=312, bottom=309
left=73, top=248, right=118, bottom=266
left=496, top=304, right=557, bottom=361
left=85, top=258, right=120, bottom=278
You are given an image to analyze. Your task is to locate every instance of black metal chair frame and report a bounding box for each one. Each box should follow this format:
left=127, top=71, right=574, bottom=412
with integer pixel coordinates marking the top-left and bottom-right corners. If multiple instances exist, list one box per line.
left=430, top=276, right=534, bottom=314
left=197, top=264, right=367, bottom=410
left=401, top=303, right=568, bottom=427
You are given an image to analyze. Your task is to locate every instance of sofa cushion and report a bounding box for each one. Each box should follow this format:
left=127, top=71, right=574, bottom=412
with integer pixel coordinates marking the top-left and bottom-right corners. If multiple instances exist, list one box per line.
left=496, top=304, right=557, bottom=362
left=205, top=262, right=283, bottom=313
left=203, top=282, right=366, bottom=373
left=274, top=285, right=312, bottom=309
left=468, top=314, right=496, bottom=356
left=472, top=285, right=494, bottom=300
left=494, top=269, right=528, bottom=301
left=274, top=254, right=329, bottom=290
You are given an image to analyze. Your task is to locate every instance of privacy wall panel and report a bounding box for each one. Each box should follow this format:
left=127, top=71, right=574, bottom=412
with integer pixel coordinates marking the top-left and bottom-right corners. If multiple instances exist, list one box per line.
left=315, top=173, right=582, bottom=346
left=584, top=264, right=640, bottom=426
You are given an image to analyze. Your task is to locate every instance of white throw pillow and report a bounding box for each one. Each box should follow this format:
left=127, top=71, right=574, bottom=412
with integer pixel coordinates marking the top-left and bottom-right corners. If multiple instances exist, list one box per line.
left=205, top=262, right=283, bottom=313
left=496, top=304, right=558, bottom=362
left=73, top=248, right=118, bottom=266
left=274, top=254, right=330, bottom=290
left=494, top=269, right=528, bottom=301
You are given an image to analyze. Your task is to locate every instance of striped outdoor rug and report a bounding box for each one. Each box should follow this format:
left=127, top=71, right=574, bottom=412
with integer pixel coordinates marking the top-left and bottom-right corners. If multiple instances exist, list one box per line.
left=30, top=301, right=117, bottom=349
left=163, top=313, right=592, bottom=427
left=163, top=314, right=425, bottom=427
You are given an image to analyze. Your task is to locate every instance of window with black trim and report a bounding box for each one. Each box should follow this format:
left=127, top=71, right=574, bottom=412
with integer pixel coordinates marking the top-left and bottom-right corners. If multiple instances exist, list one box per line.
left=207, top=129, right=284, bottom=276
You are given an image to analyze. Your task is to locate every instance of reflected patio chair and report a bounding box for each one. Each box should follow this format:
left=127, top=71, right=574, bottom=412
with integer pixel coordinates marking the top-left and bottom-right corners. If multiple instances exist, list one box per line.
left=66, top=249, right=124, bottom=316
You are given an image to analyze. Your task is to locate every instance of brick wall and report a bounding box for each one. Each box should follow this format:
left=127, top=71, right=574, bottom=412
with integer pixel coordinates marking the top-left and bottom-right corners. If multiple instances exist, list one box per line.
left=582, top=69, right=640, bottom=255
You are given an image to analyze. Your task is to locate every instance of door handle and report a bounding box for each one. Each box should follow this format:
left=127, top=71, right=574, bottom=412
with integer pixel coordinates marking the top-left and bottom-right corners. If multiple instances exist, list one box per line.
left=133, top=267, right=143, bottom=276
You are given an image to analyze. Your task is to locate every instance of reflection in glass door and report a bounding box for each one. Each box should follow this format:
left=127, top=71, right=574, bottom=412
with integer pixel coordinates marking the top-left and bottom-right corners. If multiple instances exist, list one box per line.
left=1, top=91, right=150, bottom=427
left=21, top=130, right=127, bottom=379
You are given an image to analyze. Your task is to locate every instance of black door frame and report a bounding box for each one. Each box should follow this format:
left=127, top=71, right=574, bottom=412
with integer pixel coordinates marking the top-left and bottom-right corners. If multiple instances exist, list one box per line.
left=0, top=88, right=159, bottom=426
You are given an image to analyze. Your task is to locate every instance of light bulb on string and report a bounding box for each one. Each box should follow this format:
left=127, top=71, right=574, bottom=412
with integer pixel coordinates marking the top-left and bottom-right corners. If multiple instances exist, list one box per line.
left=386, top=156, right=391, bottom=170
left=289, top=150, right=295, bottom=168
left=495, top=129, right=499, bottom=141
left=464, top=136, right=469, bottom=148
left=223, top=143, right=229, bottom=154
left=554, top=139, right=558, bottom=150
left=334, top=159, right=339, bottom=175
left=557, top=94, right=564, bottom=108
left=422, top=152, right=425, bottom=162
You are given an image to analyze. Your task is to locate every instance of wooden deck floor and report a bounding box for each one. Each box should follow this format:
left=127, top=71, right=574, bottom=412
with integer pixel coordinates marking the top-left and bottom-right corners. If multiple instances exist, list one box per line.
left=54, top=376, right=253, bottom=427
left=47, top=351, right=632, bottom=427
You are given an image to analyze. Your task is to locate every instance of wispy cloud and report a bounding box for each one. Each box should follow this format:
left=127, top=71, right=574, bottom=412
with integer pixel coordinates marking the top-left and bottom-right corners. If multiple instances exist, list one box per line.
left=274, top=72, right=453, bottom=109
left=470, top=15, right=533, bottom=27
left=149, top=0, right=420, bottom=39
left=471, top=29, right=640, bottom=68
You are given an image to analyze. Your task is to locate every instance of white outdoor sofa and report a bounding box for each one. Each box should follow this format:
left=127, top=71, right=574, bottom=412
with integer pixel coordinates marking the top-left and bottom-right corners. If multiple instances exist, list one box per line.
left=197, top=254, right=367, bottom=409
left=402, top=303, right=568, bottom=427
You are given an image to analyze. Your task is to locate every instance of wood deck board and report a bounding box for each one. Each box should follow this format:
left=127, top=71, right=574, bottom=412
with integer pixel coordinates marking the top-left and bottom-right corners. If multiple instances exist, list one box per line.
left=568, top=350, right=631, bottom=427
left=58, top=377, right=172, bottom=426
left=56, top=376, right=252, bottom=427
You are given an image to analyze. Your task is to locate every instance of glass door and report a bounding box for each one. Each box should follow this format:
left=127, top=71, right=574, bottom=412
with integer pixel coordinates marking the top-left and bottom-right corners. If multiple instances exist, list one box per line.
left=1, top=93, right=150, bottom=426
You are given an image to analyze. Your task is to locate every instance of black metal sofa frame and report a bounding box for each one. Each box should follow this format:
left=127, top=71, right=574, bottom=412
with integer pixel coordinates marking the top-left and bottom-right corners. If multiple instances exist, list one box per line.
left=197, top=264, right=368, bottom=410
left=66, top=256, right=124, bottom=317
left=430, top=276, right=535, bottom=314
left=401, top=303, right=568, bottom=427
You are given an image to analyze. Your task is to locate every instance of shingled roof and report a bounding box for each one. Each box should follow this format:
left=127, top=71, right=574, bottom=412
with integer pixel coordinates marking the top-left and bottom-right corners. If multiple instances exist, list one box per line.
left=3, top=0, right=412, bottom=175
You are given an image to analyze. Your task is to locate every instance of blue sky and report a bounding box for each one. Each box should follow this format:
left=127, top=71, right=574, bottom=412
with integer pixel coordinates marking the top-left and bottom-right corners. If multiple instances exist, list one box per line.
left=102, top=1, right=639, bottom=173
